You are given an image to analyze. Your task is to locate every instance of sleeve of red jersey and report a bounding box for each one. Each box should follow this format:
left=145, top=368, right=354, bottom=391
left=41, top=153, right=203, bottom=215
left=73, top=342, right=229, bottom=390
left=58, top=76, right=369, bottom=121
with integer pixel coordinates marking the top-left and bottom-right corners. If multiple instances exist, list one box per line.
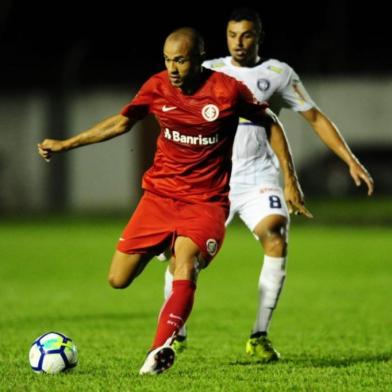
left=236, top=79, right=270, bottom=123
left=120, top=76, right=155, bottom=120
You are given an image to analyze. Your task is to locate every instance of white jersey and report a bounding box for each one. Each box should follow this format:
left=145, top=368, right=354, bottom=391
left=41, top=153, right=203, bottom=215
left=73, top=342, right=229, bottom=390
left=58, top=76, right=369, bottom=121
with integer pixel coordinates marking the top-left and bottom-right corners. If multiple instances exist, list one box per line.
left=203, top=57, right=315, bottom=193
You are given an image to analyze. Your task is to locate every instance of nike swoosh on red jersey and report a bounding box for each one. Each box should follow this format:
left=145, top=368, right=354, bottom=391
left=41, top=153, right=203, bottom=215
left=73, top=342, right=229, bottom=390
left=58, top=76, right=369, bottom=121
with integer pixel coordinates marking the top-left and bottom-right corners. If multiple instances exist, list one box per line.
left=162, top=105, right=177, bottom=112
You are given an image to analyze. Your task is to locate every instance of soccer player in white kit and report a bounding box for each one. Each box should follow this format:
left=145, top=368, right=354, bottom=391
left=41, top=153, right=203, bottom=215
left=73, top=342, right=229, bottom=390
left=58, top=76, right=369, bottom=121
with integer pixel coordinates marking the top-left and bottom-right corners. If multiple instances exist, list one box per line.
left=163, top=8, right=374, bottom=362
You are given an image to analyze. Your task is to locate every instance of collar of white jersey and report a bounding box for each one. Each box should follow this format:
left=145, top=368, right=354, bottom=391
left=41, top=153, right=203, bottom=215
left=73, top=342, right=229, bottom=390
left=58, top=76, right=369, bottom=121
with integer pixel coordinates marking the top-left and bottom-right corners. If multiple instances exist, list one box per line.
left=226, top=56, right=262, bottom=69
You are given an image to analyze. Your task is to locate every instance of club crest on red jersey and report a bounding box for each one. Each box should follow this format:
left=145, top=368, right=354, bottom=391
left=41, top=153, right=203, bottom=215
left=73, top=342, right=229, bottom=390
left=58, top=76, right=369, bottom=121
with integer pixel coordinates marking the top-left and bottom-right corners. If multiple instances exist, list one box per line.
left=202, top=104, right=219, bottom=122
left=206, top=238, right=218, bottom=256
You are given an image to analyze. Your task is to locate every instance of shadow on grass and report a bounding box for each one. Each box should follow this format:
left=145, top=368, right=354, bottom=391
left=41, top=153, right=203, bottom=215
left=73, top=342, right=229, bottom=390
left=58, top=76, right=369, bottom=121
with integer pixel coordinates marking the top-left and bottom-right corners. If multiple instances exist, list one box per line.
left=228, top=353, right=391, bottom=368
left=288, top=353, right=391, bottom=368
left=227, top=360, right=278, bottom=367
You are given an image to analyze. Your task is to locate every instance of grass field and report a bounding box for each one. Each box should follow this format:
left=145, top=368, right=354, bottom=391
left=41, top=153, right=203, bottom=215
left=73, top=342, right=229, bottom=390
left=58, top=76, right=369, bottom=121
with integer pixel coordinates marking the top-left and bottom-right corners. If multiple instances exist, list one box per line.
left=0, top=213, right=391, bottom=391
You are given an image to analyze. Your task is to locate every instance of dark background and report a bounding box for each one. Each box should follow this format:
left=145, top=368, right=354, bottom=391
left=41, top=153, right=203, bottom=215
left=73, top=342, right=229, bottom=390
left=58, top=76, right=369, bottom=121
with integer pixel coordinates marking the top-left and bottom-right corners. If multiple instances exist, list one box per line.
left=1, top=1, right=390, bottom=89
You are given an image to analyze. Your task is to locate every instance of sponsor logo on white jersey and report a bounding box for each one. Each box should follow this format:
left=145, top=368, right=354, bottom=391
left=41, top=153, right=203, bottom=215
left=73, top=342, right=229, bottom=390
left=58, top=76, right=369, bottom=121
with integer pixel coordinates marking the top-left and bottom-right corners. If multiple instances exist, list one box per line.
left=162, top=105, right=177, bottom=112
left=164, top=128, right=219, bottom=145
left=202, top=104, right=219, bottom=122
left=259, top=187, right=280, bottom=193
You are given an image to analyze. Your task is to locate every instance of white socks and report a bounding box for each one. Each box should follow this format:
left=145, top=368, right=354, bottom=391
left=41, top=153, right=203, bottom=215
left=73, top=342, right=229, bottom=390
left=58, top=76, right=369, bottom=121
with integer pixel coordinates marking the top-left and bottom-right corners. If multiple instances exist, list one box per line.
left=252, top=255, right=287, bottom=335
left=164, top=267, right=187, bottom=337
left=164, top=267, right=173, bottom=300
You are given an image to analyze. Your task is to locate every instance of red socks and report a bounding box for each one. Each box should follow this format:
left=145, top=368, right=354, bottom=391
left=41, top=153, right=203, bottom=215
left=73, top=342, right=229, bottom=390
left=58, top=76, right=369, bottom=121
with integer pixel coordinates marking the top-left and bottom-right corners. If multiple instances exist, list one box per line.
left=151, top=280, right=196, bottom=349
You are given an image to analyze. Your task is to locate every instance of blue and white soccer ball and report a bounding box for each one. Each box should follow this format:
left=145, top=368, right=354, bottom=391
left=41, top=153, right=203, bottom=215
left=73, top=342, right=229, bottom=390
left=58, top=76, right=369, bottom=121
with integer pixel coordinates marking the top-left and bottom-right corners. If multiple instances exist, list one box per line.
left=29, top=332, right=78, bottom=374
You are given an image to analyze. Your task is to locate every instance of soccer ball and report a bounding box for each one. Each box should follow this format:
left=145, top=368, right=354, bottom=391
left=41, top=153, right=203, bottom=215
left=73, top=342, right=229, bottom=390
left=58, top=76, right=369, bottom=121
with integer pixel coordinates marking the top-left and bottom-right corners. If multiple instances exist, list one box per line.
left=29, top=332, right=78, bottom=374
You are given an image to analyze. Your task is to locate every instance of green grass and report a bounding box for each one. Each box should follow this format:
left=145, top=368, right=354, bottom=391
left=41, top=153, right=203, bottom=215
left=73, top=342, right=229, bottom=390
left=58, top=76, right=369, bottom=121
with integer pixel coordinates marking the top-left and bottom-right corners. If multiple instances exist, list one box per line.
left=0, top=216, right=391, bottom=391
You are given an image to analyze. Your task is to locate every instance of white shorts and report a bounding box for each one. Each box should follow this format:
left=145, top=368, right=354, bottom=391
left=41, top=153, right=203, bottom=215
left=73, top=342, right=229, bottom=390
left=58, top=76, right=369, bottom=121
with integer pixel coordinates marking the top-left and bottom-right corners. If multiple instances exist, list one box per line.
left=226, top=184, right=290, bottom=233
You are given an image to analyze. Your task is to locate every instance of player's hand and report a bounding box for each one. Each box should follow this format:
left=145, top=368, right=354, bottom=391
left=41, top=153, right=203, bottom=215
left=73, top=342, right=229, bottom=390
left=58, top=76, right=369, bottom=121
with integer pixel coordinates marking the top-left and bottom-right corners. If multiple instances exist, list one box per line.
left=284, top=178, right=313, bottom=218
left=349, top=160, right=374, bottom=196
left=37, top=139, right=66, bottom=162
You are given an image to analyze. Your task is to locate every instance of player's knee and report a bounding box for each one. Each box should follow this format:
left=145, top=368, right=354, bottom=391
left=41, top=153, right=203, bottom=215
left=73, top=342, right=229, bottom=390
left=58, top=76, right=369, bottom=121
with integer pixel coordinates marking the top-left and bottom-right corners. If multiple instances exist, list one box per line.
left=173, top=261, right=194, bottom=277
left=263, top=233, right=287, bottom=256
left=108, top=274, right=130, bottom=289
left=255, top=217, right=288, bottom=256
left=173, top=257, right=200, bottom=281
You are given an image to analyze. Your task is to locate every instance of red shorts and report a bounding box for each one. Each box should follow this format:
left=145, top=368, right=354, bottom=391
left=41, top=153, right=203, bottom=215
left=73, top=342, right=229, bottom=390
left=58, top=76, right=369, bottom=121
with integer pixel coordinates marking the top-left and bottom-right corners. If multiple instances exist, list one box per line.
left=117, top=191, right=228, bottom=263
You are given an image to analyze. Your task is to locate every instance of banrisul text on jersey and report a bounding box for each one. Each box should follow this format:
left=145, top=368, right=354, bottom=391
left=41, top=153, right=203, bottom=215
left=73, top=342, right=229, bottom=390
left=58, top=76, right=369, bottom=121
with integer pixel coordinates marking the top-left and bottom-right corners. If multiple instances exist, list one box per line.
left=164, top=128, right=219, bottom=146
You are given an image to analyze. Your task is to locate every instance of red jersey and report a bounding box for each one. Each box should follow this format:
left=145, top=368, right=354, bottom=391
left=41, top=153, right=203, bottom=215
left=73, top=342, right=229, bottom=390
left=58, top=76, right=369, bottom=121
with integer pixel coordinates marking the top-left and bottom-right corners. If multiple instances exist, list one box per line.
left=121, top=68, right=267, bottom=206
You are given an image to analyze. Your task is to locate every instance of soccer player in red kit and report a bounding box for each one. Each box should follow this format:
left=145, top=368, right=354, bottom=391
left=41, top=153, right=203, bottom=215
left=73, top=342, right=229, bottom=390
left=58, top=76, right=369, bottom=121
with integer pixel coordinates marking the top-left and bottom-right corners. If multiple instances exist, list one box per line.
left=38, top=27, right=307, bottom=375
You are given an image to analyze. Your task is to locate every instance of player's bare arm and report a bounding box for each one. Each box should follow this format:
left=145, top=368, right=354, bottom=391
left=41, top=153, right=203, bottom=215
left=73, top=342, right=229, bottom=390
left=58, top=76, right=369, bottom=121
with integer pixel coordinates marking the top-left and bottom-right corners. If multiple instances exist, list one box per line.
left=266, top=110, right=313, bottom=218
left=37, top=114, right=134, bottom=162
left=300, top=107, right=374, bottom=196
